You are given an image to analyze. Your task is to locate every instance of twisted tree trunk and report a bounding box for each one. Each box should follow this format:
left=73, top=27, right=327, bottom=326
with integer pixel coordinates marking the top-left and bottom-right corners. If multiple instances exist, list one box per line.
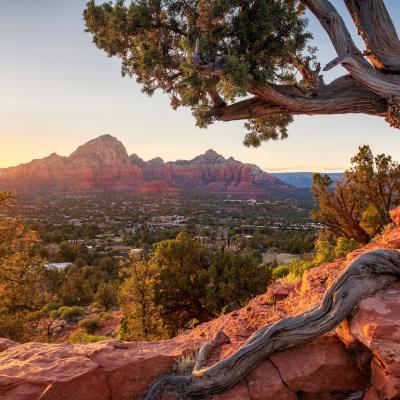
left=140, top=249, right=400, bottom=400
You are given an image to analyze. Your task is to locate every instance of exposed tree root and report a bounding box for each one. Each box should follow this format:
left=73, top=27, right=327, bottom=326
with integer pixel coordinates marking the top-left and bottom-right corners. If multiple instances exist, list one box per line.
left=139, top=249, right=400, bottom=400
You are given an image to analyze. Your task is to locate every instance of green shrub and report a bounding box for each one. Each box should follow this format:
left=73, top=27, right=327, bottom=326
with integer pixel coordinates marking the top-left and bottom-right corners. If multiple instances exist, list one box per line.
left=272, top=265, right=290, bottom=280
left=68, top=330, right=109, bottom=344
left=79, top=317, right=101, bottom=334
left=100, top=312, right=113, bottom=321
left=277, top=272, right=300, bottom=285
left=58, top=306, right=84, bottom=322
left=43, top=303, right=61, bottom=313
left=50, top=309, right=61, bottom=319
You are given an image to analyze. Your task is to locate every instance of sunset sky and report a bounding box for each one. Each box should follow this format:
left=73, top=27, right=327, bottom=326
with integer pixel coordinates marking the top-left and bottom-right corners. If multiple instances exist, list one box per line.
left=1, top=0, right=400, bottom=172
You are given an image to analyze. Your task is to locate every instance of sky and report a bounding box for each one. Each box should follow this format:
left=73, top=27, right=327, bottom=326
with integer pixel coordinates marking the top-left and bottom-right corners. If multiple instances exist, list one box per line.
left=0, top=1, right=399, bottom=172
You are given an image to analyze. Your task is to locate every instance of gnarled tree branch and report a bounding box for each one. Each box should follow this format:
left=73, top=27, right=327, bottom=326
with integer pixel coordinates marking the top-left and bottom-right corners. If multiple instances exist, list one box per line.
left=216, top=76, right=386, bottom=122
left=344, top=0, right=400, bottom=73
left=140, top=249, right=400, bottom=400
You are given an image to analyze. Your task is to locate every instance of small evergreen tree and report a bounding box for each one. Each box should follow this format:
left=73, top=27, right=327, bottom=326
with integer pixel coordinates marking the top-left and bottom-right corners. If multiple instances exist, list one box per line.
left=312, top=146, right=400, bottom=244
left=119, top=260, right=165, bottom=341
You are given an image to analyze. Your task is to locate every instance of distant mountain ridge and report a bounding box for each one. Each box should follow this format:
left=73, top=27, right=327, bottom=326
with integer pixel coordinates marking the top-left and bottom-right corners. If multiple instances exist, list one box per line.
left=0, top=135, right=306, bottom=199
left=271, top=172, right=344, bottom=188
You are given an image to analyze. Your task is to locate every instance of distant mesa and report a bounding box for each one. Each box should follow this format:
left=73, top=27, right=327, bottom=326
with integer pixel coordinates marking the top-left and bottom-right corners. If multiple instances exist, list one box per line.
left=0, top=134, right=308, bottom=199
left=138, top=180, right=181, bottom=194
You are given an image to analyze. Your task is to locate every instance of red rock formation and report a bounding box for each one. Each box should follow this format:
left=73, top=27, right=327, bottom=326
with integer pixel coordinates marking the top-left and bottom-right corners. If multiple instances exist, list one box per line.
left=0, top=339, right=202, bottom=400
left=144, top=150, right=296, bottom=199
left=0, top=137, right=301, bottom=199
left=137, top=180, right=181, bottom=194
left=0, top=135, right=144, bottom=192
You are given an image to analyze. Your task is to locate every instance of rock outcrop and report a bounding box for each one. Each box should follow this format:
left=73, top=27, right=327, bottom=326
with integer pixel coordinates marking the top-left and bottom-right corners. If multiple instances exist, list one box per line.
left=0, top=339, right=202, bottom=400
left=0, top=135, right=302, bottom=199
left=0, top=135, right=144, bottom=192
left=2, top=210, right=400, bottom=400
left=138, top=149, right=297, bottom=199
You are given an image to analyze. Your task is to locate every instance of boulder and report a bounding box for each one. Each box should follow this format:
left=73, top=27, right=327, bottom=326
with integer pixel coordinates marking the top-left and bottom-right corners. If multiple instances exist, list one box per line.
left=0, top=339, right=17, bottom=353
left=349, top=285, right=400, bottom=400
left=272, top=283, right=295, bottom=302
left=269, top=335, right=364, bottom=394
left=247, top=360, right=297, bottom=400
left=390, top=207, right=400, bottom=226
left=0, top=339, right=202, bottom=400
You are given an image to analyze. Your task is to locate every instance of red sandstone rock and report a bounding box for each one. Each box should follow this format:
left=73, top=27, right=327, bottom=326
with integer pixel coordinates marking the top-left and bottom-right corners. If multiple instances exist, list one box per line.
left=390, top=207, right=400, bottom=226
left=364, top=387, right=382, bottom=400
left=271, top=283, right=295, bottom=301
left=0, top=339, right=17, bottom=352
left=349, top=285, right=400, bottom=400
left=0, top=138, right=296, bottom=198
left=0, top=339, right=202, bottom=400
left=247, top=360, right=297, bottom=400
left=138, top=180, right=181, bottom=194
left=270, top=335, right=364, bottom=394
left=0, top=135, right=144, bottom=192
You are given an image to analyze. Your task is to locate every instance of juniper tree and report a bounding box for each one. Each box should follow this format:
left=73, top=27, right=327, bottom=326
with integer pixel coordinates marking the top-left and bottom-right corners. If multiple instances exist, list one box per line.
left=84, top=0, right=400, bottom=146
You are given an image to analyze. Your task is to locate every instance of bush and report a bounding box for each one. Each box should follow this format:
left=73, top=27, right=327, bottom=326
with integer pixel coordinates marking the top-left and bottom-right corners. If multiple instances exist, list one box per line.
left=79, top=317, right=101, bottom=334
left=58, top=306, right=84, bottom=322
left=68, top=330, right=109, bottom=344
left=277, top=272, right=300, bottom=285
left=42, top=303, right=61, bottom=313
left=272, top=265, right=290, bottom=280
left=172, top=353, right=197, bottom=375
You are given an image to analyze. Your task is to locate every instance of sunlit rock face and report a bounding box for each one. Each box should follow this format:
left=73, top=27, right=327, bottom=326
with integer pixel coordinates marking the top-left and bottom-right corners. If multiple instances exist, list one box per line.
left=0, top=135, right=300, bottom=199
left=0, top=135, right=144, bottom=192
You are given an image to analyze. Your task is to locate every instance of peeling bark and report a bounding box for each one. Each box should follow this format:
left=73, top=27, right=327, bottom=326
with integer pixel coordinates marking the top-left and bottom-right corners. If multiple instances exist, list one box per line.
left=344, top=0, right=400, bottom=73
left=140, top=249, right=400, bottom=400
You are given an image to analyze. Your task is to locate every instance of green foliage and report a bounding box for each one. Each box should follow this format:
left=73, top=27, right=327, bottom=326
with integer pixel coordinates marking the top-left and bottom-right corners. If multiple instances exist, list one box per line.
left=278, top=234, right=360, bottom=279
left=79, top=317, right=101, bottom=334
left=207, top=251, right=271, bottom=312
left=68, top=330, right=109, bottom=344
left=58, top=306, right=84, bottom=322
left=94, top=281, right=118, bottom=310
left=118, top=260, right=166, bottom=341
left=312, top=145, right=400, bottom=244
left=152, top=232, right=211, bottom=336
left=0, top=212, right=52, bottom=341
left=120, top=232, right=271, bottom=338
left=243, top=114, right=293, bottom=147
left=278, top=272, right=300, bottom=285
left=58, top=265, right=94, bottom=306
left=84, top=0, right=312, bottom=144
left=333, top=237, right=359, bottom=259
left=272, top=265, right=290, bottom=280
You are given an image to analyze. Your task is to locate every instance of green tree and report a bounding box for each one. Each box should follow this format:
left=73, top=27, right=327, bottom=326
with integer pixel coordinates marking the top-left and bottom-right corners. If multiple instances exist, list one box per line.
left=152, top=232, right=212, bottom=336
left=119, top=260, right=165, bottom=341
left=0, top=216, right=50, bottom=341
left=312, top=146, right=400, bottom=244
left=59, top=265, right=94, bottom=305
left=207, top=252, right=271, bottom=313
left=94, top=281, right=118, bottom=311
left=84, top=1, right=400, bottom=144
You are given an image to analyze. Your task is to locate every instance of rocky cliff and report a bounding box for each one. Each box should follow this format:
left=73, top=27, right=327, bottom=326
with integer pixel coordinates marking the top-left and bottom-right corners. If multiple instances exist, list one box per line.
left=2, top=211, right=400, bottom=400
left=0, top=135, right=144, bottom=192
left=0, top=135, right=301, bottom=199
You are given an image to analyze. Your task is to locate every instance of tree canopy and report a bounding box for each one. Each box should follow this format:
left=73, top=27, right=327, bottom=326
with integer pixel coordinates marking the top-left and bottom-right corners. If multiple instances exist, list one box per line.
left=84, top=0, right=400, bottom=146
left=312, top=145, right=400, bottom=244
